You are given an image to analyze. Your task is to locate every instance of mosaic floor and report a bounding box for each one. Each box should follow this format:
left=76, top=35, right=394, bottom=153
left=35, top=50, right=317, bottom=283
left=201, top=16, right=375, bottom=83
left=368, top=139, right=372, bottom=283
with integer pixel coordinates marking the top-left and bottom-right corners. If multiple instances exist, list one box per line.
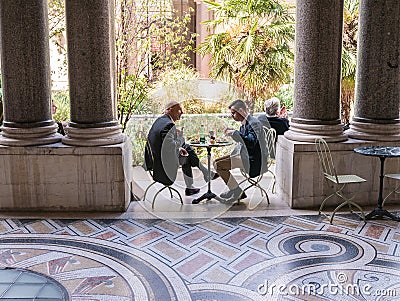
left=0, top=212, right=399, bottom=300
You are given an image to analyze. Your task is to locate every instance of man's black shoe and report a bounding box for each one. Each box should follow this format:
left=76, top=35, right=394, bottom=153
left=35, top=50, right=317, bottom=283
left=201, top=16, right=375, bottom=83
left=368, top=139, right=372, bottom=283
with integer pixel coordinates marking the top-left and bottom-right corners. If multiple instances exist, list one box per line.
left=203, top=172, right=220, bottom=182
left=212, top=173, right=220, bottom=180
left=185, top=187, right=200, bottom=196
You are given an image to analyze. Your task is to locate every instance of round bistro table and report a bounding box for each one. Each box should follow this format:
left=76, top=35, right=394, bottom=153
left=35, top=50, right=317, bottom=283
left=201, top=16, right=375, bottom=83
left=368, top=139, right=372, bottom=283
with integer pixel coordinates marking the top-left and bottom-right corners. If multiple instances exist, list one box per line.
left=354, top=146, right=400, bottom=221
left=189, top=141, right=232, bottom=204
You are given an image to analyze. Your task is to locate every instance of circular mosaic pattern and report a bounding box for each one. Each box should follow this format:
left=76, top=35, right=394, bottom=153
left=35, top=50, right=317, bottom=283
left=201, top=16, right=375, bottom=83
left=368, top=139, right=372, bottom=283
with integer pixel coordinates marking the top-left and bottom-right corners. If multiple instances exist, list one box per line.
left=285, top=269, right=400, bottom=301
left=231, top=231, right=377, bottom=294
left=0, top=268, right=68, bottom=300
left=0, top=234, right=191, bottom=301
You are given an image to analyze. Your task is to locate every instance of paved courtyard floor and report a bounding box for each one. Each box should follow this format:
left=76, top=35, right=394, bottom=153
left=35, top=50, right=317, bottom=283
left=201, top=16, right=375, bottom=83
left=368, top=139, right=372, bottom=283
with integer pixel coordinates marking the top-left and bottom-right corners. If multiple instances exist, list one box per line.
left=0, top=166, right=399, bottom=300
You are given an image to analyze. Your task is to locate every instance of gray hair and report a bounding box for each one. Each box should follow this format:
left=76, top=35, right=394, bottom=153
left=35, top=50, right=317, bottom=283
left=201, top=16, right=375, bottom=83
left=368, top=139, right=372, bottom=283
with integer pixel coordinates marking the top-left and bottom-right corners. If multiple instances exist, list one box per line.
left=264, top=97, right=280, bottom=116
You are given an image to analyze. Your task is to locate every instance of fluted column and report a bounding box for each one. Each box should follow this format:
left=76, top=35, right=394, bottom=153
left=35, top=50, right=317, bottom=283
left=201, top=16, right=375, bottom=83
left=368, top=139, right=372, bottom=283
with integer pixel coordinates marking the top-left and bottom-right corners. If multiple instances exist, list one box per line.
left=347, top=0, right=400, bottom=141
left=284, top=0, right=347, bottom=142
left=0, top=0, right=61, bottom=146
left=63, top=0, right=124, bottom=146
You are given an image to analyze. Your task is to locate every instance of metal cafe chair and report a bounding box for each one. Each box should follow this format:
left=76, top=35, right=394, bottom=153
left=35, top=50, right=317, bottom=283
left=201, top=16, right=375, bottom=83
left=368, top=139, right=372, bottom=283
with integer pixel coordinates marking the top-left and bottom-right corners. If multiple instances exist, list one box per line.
left=237, top=127, right=276, bottom=206
left=142, top=136, right=183, bottom=209
left=315, top=138, right=366, bottom=224
left=383, top=173, right=400, bottom=205
left=264, top=126, right=277, bottom=193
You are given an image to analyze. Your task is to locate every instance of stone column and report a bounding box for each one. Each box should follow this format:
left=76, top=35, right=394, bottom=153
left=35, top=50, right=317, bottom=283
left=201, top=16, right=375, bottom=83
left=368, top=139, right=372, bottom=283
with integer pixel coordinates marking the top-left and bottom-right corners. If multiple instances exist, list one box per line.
left=63, top=0, right=124, bottom=146
left=284, top=0, right=347, bottom=142
left=0, top=0, right=61, bottom=146
left=347, top=0, right=400, bottom=141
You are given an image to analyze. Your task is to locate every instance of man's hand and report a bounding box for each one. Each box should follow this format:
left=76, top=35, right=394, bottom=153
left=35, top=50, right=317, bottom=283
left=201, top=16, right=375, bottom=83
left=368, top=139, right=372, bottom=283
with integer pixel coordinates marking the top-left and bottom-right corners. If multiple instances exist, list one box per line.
left=176, top=127, right=184, bottom=137
left=179, top=147, right=188, bottom=157
left=224, top=128, right=235, bottom=136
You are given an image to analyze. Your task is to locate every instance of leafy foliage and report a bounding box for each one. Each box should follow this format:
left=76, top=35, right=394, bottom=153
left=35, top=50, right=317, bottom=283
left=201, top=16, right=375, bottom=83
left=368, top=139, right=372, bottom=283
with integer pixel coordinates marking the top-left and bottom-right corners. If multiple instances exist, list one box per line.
left=341, top=0, right=359, bottom=125
left=150, top=66, right=236, bottom=114
left=48, top=0, right=68, bottom=85
left=48, top=0, right=65, bottom=40
left=150, top=65, right=200, bottom=113
left=51, top=91, right=70, bottom=122
left=117, top=74, right=150, bottom=131
left=47, top=0, right=197, bottom=132
left=342, top=0, right=358, bottom=81
left=197, top=0, right=295, bottom=112
left=115, top=0, right=197, bottom=131
left=126, top=113, right=237, bottom=166
left=274, top=83, right=294, bottom=112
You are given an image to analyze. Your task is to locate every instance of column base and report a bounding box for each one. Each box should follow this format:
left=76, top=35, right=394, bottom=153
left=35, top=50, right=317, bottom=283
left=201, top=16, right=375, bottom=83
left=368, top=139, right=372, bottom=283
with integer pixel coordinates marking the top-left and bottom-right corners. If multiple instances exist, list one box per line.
left=63, top=124, right=125, bottom=146
left=0, top=124, right=62, bottom=146
left=284, top=123, right=347, bottom=142
left=347, top=121, right=400, bottom=141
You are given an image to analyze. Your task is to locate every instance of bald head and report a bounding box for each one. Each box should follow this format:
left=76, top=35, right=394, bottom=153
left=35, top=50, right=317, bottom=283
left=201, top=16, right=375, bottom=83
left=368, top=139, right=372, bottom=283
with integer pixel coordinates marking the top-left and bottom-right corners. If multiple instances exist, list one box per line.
left=165, top=100, right=183, bottom=122
left=164, top=100, right=180, bottom=112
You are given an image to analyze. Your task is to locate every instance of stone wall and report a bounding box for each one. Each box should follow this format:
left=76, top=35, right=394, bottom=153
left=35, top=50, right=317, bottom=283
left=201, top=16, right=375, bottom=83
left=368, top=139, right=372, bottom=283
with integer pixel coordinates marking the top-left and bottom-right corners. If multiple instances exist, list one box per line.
left=276, top=137, right=400, bottom=209
left=0, top=141, right=132, bottom=211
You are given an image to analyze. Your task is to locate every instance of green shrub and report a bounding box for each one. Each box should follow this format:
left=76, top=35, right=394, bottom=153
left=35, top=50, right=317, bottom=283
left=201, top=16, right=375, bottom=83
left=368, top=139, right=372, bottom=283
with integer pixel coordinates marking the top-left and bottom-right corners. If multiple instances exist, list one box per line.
left=52, top=90, right=70, bottom=121
left=125, top=116, right=156, bottom=167
left=125, top=113, right=237, bottom=166
left=275, top=83, right=294, bottom=112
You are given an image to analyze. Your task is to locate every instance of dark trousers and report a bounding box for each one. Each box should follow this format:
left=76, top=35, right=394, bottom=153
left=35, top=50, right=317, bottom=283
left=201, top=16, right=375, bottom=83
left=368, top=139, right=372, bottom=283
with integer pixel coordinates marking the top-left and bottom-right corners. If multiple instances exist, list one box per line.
left=180, top=144, right=206, bottom=187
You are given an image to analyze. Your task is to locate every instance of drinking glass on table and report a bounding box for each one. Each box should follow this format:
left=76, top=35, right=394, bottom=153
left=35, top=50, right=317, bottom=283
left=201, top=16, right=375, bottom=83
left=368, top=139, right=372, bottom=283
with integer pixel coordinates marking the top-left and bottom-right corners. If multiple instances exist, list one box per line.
left=209, top=130, right=216, bottom=144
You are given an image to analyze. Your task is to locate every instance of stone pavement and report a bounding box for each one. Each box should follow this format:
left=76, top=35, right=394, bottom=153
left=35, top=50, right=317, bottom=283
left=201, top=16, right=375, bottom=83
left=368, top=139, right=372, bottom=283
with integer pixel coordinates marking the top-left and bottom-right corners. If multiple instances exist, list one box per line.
left=0, top=166, right=398, bottom=300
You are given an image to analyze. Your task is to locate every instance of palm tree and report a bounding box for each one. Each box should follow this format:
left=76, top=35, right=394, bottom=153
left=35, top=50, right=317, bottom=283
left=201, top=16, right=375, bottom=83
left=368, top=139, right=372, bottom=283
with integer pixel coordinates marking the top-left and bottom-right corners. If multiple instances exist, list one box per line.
left=341, top=0, right=359, bottom=126
left=197, top=0, right=294, bottom=112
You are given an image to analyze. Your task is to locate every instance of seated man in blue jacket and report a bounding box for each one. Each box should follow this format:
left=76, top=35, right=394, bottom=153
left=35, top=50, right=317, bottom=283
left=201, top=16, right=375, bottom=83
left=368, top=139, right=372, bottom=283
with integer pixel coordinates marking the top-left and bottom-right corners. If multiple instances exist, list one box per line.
left=145, top=100, right=216, bottom=196
left=214, top=99, right=268, bottom=203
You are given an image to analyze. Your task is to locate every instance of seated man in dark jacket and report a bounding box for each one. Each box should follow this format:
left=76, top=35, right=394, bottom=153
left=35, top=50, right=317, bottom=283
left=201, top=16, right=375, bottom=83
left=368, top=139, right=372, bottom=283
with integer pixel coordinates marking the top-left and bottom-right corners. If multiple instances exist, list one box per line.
left=213, top=99, right=268, bottom=203
left=144, top=100, right=215, bottom=196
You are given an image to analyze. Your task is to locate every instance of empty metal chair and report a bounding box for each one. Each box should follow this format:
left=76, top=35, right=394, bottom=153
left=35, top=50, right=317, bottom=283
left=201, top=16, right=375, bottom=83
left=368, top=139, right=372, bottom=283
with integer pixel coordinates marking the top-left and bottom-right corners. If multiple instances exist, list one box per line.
left=265, top=127, right=277, bottom=193
left=315, top=137, right=366, bottom=224
left=383, top=173, right=400, bottom=205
